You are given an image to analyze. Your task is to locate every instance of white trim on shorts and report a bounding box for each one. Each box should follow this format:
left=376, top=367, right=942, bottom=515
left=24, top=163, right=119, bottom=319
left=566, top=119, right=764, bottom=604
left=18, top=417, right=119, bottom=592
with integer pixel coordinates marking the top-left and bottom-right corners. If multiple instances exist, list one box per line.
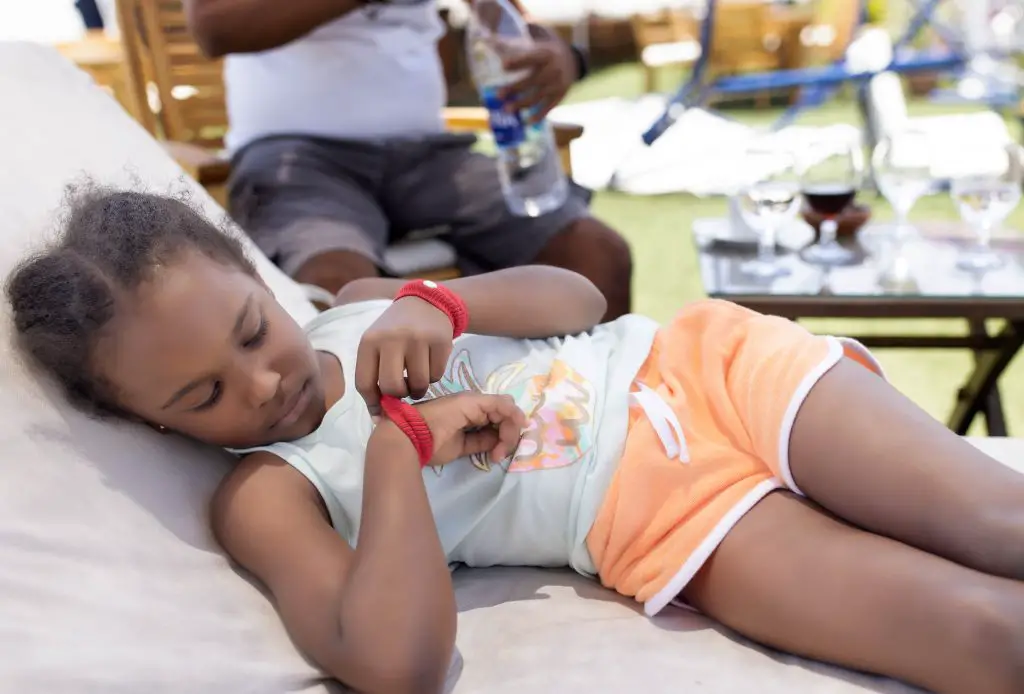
left=776, top=336, right=885, bottom=495
left=643, top=334, right=884, bottom=616
left=775, top=336, right=844, bottom=494
left=644, top=477, right=784, bottom=616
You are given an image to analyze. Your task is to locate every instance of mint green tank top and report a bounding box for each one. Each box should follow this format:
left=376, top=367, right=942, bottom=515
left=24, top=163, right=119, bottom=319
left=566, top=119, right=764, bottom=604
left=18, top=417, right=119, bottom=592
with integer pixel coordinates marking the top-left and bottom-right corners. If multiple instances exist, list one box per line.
left=235, top=300, right=659, bottom=577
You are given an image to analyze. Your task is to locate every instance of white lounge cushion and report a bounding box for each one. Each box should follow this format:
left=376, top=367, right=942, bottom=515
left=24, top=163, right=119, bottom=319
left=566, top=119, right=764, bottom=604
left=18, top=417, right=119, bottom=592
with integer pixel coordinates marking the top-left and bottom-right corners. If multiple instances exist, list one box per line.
left=2, top=40, right=1022, bottom=694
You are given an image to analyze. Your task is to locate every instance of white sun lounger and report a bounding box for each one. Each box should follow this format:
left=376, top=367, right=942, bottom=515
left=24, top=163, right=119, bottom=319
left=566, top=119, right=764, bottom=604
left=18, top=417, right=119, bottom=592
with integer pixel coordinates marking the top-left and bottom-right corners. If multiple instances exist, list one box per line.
left=1, top=42, right=1019, bottom=694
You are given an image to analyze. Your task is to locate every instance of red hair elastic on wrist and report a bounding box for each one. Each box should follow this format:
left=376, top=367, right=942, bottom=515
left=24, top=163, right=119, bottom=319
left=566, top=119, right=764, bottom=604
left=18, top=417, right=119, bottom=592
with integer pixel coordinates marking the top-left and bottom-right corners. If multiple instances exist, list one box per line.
left=395, top=280, right=469, bottom=338
left=379, top=395, right=434, bottom=468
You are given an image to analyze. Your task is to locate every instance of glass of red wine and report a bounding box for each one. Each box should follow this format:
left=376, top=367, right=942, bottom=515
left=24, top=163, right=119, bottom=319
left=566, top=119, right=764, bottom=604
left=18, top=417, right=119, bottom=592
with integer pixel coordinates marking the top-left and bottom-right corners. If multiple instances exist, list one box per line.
left=800, top=137, right=864, bottom=266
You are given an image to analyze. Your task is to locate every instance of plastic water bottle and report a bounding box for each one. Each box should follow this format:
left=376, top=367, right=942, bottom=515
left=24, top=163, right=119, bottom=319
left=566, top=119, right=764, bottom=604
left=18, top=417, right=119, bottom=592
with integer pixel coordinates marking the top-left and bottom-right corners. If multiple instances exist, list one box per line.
left=466, top=0, right=569, bottom=218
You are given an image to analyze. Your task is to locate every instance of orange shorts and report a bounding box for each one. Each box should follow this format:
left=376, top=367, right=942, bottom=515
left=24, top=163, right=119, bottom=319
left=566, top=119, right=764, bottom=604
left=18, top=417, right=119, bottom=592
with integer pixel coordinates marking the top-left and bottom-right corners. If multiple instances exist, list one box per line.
left=585, top=300, right=883, bottom=615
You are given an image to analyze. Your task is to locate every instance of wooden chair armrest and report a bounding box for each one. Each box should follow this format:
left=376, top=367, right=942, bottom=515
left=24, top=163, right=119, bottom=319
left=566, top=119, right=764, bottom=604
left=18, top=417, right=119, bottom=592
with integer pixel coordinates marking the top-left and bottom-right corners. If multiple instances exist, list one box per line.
left=162, top=141, right=232, bottom=186
left=443, top=106, right=491, bottom=132
left=551, top=121, right=585, bottom=148
left=442, top=106, right=585, bottom=145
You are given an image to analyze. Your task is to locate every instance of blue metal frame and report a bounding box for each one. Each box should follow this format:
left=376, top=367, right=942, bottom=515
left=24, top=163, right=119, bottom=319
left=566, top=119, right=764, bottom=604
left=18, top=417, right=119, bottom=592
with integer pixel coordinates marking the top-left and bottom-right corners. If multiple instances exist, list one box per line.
left=640, top=0, right=967, bottom=146
left=899, top=0, right=963, bottom=51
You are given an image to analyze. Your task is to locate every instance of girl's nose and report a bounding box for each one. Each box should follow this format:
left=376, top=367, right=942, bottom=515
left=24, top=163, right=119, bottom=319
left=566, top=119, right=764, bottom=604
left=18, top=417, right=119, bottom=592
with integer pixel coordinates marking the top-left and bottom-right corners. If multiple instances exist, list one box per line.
left=248, top=367, right=282, bottom=409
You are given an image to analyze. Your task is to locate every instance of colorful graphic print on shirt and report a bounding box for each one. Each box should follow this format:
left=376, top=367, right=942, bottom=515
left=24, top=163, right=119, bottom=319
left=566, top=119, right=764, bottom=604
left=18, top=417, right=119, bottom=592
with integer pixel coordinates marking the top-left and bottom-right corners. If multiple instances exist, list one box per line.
left=423, top=348, right=597, bottom=475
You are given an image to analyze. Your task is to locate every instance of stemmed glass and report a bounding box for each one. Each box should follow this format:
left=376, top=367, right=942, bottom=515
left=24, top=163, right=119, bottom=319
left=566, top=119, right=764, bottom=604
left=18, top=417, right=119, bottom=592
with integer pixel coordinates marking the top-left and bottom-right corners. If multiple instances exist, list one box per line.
left=735, top=143, right=802, bottom=279
left=800, top=136, right=864, bottom=266
left=950, top=140, right=1023, bottom=272
left=871, top=128, right=934, bottom=240
left=870, top=128, right=935, bottom=291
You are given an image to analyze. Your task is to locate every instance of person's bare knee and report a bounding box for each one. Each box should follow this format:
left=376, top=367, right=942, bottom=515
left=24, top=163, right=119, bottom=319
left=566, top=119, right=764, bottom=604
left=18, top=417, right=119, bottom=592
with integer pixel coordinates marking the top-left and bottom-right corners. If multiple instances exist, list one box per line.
left=968, top=502, right=1024, bottom=577
left=293, top=250, right=379, bottom=296
left=681, top=491, right=1024, bottom=694
left=533, top=218, right=632, bottom=321
left=948, top=585, right=1024, bottom=694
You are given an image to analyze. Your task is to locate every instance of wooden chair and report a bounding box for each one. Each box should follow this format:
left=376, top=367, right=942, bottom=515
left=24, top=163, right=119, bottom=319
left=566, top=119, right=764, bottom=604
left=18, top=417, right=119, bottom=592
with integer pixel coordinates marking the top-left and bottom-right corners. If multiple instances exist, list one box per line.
left=797, top=0, right=862, bottom=68
left=636, top=0, right=964, bottom=151
left=114, top=0, right=584, bottom=283
left=706, top=2, right=784, bottom=107
left=56, top=29, right=134, bottom=116
left=630, top=10, right=700, bottom=94
left=630, top=4, right=784, bottom=104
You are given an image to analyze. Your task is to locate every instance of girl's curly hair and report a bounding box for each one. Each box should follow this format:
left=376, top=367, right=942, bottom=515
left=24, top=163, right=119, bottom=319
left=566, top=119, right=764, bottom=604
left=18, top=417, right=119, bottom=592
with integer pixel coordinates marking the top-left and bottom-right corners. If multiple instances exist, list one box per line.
left=6, top=183, right=256, bottom=418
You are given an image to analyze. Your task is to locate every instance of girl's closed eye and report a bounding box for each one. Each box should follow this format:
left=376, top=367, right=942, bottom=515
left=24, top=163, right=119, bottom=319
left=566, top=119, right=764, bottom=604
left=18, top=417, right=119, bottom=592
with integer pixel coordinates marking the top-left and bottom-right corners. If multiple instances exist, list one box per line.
left=191, top=314, right=269, bottom=413
left=193, top=381, right=223, bottom=411
left=244, top=315, right=270, bottom=349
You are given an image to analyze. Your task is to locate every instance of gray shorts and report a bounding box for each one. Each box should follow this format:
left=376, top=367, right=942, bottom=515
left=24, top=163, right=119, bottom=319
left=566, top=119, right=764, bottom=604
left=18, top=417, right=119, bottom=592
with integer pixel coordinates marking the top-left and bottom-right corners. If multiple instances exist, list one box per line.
left=227, top=133, right=592, bottom=276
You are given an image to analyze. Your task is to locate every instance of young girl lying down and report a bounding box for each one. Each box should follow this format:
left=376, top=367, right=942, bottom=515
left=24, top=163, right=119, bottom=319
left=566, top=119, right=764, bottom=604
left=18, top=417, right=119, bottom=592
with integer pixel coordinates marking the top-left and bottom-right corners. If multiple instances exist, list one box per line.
left=8, top=188, right=1024, bottom=694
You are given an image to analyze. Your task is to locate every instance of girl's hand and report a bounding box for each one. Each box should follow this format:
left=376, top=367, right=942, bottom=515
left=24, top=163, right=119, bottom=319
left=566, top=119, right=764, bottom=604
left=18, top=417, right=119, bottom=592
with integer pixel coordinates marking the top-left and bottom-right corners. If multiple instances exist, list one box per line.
left=356, top=297, right=454, bottom=417
left=371, top=393, right=526, bottom=468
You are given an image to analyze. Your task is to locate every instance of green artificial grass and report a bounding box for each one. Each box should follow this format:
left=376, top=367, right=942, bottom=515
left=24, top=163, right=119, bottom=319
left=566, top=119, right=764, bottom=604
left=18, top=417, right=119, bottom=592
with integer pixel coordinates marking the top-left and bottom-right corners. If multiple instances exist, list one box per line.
left=567, top=63, right=1024, bottom=434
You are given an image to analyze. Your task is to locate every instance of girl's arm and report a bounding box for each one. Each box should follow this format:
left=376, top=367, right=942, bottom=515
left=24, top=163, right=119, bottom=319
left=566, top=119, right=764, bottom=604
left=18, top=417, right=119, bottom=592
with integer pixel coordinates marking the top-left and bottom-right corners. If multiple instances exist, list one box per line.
left=211, top=424, right=455, bottom=694
left=334, top=266, right=609, bottom=338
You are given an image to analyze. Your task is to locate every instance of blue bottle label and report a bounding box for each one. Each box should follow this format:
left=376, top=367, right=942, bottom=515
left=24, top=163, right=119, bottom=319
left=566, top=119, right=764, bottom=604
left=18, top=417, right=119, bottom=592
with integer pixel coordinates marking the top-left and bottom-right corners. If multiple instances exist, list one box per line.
left=482, top=86, right=526, bottom=149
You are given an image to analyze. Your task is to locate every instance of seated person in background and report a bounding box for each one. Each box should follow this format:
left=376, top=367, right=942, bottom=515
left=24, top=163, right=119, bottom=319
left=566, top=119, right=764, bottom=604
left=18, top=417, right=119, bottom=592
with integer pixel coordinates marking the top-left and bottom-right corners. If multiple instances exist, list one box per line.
left=185, top=0, right=633, bottom=321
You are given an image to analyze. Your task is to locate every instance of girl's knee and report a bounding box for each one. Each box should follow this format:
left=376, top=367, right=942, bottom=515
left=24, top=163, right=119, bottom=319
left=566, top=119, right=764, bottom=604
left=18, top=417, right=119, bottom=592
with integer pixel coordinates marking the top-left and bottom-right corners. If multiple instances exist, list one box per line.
left=951, top=585, right=1024, bottom=693
left=955, top=502, right=1024, bottom=580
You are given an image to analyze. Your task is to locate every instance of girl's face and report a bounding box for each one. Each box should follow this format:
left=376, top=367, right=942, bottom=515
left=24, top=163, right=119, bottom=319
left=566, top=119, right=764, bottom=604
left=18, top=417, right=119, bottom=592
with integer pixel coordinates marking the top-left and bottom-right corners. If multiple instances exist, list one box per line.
left=95, top=251, right=328, bottom=448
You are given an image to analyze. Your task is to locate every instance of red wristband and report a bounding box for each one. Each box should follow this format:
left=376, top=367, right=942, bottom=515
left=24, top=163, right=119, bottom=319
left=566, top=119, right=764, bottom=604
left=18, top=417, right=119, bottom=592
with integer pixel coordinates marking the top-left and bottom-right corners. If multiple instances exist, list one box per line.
left=394, top=280, right=469, bottom=338
left=379, top=395, right=434, bottom=468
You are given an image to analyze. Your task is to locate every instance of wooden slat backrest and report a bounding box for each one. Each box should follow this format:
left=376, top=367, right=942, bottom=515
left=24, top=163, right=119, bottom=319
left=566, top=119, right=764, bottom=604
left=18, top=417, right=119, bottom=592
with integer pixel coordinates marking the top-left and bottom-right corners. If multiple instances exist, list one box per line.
left=115, top=0, right=158, bottom=135
left=116, top=0, right=227, bottom=148
left=709, top=2, right=779, bottom=74
left=630, top=10, right=680, bottom=51
left=824, top=0, right=861, bottom=64
left=631, top=10, right=698, bottom=52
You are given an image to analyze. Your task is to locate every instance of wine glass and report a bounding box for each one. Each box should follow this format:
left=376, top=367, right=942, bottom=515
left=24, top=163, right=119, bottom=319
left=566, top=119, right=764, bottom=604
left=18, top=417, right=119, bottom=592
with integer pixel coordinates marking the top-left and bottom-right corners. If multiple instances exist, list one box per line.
left=870, top=128, right=934, bottom=292
left=871, top=128, right=934, bottom=240
left=800, top=136, right=864, bottom=266
left=951, top=141, right=1024, bottom=272
left=735, top=143, right=802, bottom=279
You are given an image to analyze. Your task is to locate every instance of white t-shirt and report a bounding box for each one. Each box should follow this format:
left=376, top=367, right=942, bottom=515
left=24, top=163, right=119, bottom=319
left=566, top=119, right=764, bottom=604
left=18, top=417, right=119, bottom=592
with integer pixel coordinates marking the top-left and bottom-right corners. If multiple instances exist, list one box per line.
left=235, top=301, right=660, bottom=577
left=224, top=2, right=448, bottom=152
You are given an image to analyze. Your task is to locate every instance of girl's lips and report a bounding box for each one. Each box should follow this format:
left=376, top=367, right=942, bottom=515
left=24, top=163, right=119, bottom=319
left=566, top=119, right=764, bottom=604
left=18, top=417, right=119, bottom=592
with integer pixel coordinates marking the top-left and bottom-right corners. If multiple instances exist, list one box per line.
left=272, top=380, right=311, bottom=430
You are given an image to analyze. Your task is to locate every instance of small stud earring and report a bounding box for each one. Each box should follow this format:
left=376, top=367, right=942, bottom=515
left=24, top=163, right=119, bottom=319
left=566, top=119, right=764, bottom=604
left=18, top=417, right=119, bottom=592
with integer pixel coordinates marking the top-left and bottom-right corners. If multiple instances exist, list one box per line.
left=157, top=425, right=169, bottom=434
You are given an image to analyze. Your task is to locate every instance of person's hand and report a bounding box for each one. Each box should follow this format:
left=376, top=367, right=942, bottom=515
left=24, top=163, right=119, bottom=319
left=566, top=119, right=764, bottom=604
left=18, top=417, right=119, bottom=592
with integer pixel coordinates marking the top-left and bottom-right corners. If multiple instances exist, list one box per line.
left=371, top=393, right=526, bottom=467
left=500, top=29, right=578, bottom=122
left=417, top=392, right=526, bottom=466
left=356, top=297, right=455, bottom=417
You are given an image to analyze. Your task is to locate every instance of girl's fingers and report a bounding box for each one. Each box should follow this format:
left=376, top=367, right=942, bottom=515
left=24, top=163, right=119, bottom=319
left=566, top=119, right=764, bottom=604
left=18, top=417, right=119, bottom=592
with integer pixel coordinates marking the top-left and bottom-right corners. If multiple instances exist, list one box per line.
left=354, top=340, right=382, bottom=415
left=470, top=395, right=525, bottom=460
left=377, top=343, right=410, bottom=399
left=461, top=428, right=501, bottom=459
left=493, top=415, right=524, bottom=461
left=428, top=341, right=451, bottom=383
left=404, top=344, right=431, bottom=400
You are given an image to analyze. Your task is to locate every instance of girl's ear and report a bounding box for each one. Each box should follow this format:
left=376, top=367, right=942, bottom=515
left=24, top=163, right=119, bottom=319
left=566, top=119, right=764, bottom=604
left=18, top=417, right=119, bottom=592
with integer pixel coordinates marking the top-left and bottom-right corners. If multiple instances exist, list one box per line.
left=136, top=417, right=170, bottom=434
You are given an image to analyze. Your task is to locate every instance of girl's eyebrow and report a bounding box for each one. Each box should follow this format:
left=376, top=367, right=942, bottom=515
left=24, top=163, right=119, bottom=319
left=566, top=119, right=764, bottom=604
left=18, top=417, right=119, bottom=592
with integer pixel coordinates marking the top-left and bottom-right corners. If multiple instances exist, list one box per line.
left=161, top=293, right=254, bottom=409
left=231, top=294, right=256, bottom=338
left=162, top=377, right=209, bottom=410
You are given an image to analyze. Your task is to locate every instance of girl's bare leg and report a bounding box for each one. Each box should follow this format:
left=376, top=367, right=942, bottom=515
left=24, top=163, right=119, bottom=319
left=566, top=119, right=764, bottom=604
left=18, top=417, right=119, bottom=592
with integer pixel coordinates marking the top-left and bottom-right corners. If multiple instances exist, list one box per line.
left=683, top=492, right=1024, bottom=694
left=789, top=358, right=1024, bottom=579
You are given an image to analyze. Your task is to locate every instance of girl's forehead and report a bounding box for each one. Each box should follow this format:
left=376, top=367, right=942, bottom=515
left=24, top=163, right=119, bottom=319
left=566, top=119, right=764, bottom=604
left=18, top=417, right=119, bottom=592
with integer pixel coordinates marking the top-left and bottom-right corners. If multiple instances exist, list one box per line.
left=116, top=255, right=253, bottom=323
left=99, top=260, right=260, bottom=390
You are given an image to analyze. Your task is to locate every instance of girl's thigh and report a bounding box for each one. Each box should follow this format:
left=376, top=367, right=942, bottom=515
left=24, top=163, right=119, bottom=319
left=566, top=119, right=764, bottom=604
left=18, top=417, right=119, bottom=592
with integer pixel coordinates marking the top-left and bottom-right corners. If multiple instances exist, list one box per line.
left=681, top=491, right=1024, bottom=694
